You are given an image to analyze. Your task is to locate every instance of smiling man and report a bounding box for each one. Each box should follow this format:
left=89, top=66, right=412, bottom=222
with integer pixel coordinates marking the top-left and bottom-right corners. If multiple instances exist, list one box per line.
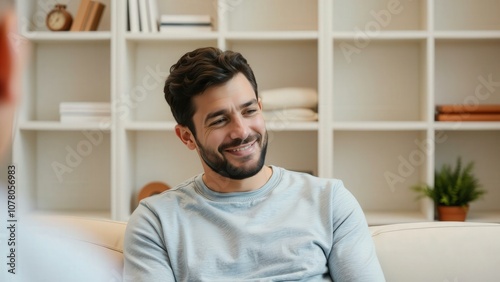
left=123, top=47, right=385, bottom=281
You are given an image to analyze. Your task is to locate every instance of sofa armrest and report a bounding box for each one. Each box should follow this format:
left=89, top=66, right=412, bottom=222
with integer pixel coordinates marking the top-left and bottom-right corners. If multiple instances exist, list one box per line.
left=369, top=221, right=500, bottom=282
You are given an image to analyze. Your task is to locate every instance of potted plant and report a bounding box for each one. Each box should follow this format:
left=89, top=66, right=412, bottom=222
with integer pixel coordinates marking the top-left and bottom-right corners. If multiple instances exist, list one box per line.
left=412, top=157, right=486, bottom=221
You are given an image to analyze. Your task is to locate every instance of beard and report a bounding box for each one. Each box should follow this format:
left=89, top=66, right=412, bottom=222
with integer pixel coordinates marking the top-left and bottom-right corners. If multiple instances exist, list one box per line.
left=195, top=131, right=268, bottom=180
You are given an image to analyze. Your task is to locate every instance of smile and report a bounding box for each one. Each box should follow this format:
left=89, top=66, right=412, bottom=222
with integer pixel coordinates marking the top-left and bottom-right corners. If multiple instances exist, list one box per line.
left=225, top=140, right=256, bottom=153
left=231, top=144, right=252, bottom=152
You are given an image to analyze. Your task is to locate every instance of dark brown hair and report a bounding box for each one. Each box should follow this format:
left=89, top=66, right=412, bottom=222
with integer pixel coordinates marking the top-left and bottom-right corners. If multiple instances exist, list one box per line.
left=164, top=47, right=258, bottom=135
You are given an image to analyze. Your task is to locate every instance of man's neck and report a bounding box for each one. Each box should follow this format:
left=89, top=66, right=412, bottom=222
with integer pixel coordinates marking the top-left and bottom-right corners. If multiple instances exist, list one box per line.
left=202, top=165, right=273, bottom=193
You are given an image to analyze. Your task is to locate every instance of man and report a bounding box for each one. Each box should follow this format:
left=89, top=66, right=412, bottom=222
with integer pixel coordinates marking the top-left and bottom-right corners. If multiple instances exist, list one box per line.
left=124, top=47, right=385, bottom=281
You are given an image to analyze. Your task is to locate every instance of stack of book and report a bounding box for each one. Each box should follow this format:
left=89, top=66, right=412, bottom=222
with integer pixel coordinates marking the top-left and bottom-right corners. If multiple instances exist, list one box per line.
left=60, top=102, right=111, bottom=123
left=127, top=0, right=212, bottom=34
left=160, top=14, right=212, bottom=33
left=127, top=0, right=159, bottom=33
left=435, top=104, right=500, bottom=121
left=70, top=0, right=106, bottom=31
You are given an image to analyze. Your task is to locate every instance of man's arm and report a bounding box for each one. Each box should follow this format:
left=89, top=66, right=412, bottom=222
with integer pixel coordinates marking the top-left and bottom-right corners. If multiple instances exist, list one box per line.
left=123, top=203, right=176, bottom=282
left=328, top=182, right=386, bottom=282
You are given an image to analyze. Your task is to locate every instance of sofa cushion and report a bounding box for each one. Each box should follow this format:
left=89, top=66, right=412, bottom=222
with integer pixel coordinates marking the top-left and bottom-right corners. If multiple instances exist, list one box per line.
left=17, top=215, right=126, bottom=282
left=369, top=221, right=500, bottom=282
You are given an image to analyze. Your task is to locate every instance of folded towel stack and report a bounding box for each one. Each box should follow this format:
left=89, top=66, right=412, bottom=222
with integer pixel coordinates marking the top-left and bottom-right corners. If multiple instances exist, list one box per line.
left=59, top=102, right=111, bottom=123
left=260, top=87, right=318, bottom=121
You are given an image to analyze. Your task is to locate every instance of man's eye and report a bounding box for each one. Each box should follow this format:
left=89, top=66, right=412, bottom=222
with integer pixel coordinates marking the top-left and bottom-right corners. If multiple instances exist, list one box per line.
left=244, top=109, right=258, bottom=115
left=210, top=118, right=227, bottom=126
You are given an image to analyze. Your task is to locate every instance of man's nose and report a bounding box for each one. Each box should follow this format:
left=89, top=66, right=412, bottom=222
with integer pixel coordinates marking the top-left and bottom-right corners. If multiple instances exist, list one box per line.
left=229, top=115, right=250, bottom=140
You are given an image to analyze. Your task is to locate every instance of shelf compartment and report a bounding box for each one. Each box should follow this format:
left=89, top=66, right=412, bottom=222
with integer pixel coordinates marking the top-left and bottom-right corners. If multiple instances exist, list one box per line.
left=123, top=40, right=217, bottom=122
left=435, top=130, right=500, bottom=223
left=16, top=131, right=111, bottom=216
left=434, top=0, right=500, bottom=31
left=23, top=41, right=111, bottom=122
left=332, top=0, right=427, bottom=32
left=435, top=39, right=500, bottom=107
left=226, top=0, right=317, bottom=32
left=332, top=39, right=427, bottom=122
left=19, top=0, right=112, bottom=32
left=124, top=131, right=202, bottom=214
left=266, top=131, right=318, bottom=176
left=226, top=40, right=318, bottom=92
left=333, top=130, right=432, bottom=223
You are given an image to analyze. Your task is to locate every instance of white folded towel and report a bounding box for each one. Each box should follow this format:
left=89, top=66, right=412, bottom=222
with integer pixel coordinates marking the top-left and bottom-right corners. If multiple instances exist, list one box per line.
left=260, top=87, right=318, bottom=110
left=263, top=108, right=318, bottom=122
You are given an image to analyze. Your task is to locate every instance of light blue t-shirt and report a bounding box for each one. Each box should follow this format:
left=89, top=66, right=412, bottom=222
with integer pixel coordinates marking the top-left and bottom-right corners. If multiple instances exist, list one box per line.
left=124, top=166, right=385, bottom=281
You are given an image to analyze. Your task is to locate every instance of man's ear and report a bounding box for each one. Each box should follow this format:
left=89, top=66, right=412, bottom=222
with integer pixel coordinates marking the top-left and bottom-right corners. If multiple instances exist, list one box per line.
left=175, top=124, right=197, bottom=150
left=258, top=97, right=263, bottom=110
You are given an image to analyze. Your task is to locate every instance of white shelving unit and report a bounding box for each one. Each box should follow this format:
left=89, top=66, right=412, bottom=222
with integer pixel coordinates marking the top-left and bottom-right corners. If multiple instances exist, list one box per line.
left=14, top=0, right=500, bottom=224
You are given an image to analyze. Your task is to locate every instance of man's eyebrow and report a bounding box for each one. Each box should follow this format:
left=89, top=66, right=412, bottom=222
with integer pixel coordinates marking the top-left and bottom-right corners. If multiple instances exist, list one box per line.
left=240, top=99, right=258, bottom=109
left=204, top=99, right=258, bottom=124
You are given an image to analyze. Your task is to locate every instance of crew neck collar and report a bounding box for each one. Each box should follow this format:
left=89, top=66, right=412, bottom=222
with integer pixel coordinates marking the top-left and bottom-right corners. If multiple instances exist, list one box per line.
left=194, top=165, right=280, bottom=202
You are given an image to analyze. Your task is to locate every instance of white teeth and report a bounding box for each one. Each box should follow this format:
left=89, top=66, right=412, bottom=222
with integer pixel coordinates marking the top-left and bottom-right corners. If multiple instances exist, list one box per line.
left=232, top=144, right=251, bottom=152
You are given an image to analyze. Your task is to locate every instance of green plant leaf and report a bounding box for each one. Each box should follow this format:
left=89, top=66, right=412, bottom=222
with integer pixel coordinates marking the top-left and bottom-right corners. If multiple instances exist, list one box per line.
left=410, top=157, right=486, bottom=206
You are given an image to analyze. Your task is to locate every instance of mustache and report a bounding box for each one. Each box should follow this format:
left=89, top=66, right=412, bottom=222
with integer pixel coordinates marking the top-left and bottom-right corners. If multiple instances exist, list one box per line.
left=219, top=135, right=260, bottom=152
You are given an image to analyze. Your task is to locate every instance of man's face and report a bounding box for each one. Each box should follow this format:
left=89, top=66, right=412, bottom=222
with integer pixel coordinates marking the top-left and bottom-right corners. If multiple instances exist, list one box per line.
left=189, top=73, right=267, bottom=180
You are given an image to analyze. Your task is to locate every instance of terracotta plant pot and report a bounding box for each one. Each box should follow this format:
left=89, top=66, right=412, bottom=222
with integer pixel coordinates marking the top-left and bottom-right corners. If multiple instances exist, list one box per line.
left=437, top=205, right=469, bottom=221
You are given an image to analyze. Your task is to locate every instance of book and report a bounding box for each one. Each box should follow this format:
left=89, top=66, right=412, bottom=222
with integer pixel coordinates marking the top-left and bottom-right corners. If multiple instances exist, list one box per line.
left=148, top=0, right=159, bottom=33
left=138, top=0, right=150, bottom=32
left=160, top=25, right=212, bottom=33
left=128, top=0, right=140, bottom=32
left=160, top=14, right=211, bottom=25
left=436, top=104, right=500, bottom=114
left=80, top=1, right=95, bottom=31
left=83, top=1, right=106, bottom=31
left=436, top=113, right=500, bottom=122
left=70, top=0, right=92, bottom=31
left=159, top=14, right=212, bottom=33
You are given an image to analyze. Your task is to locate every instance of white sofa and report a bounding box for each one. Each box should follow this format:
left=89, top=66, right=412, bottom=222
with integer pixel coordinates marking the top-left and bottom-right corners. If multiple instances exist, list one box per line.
left=16, top=216, right=500, bottom=281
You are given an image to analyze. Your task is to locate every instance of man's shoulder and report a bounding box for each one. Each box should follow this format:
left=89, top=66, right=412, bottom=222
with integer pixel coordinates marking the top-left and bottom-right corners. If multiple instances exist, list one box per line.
left=138, top=175, right=199, bottom=210
left=276, top=166, right=344, bottom=186
left=271, top=166, right=346, bottom=197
